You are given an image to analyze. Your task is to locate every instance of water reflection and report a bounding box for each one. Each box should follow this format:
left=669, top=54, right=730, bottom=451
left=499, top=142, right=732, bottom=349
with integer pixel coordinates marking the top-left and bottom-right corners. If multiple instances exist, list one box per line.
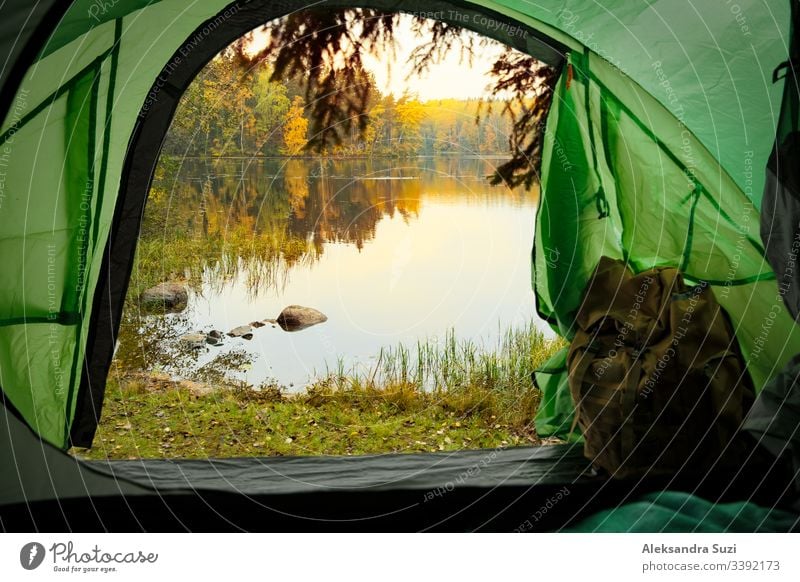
left=116, top=157, right=549, bottom=389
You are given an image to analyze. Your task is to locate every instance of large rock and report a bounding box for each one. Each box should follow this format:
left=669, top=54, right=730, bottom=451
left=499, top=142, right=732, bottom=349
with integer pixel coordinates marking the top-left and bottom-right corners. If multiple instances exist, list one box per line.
left=140, top=282, right=188, bottom=313
left=276, top=305, right=327, bottom=332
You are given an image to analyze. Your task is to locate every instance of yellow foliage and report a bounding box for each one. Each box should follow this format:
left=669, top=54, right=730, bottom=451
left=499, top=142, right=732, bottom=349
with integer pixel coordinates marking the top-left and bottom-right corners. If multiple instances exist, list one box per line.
left=282, top=96, right=308, bottom=156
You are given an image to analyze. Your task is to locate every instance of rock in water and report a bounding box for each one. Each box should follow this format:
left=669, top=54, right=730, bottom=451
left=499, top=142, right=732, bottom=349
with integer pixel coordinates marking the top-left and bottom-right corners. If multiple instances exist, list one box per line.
left=140, top=282, right=188, bottom=313
left=276, top=305, right=328, bottom=332
left=179, top=332, right=207, bottom=349
left=227, top=325, right=254, bottom=340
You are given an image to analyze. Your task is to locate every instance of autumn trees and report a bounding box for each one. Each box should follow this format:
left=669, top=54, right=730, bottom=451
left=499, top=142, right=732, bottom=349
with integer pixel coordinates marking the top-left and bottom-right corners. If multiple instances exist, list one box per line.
left=163, top=8, right=554, bottom=176
left=281, top=96, right=309, bottom=156
left=163, top=49, right=513, bottom=159
left=163, top=54, right=292, bottom=157
left=235, top=8, right=554, bottom=187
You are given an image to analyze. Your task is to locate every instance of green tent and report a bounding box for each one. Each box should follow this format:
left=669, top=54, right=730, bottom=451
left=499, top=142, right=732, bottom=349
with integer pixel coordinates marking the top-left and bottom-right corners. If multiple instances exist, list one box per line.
left=1, top=0, right=798, bottom=531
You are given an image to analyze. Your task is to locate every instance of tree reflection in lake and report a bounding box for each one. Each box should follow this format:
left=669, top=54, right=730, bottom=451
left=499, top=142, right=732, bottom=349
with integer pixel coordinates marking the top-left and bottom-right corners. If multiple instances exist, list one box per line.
left=115, top=156, right=549, bottom=389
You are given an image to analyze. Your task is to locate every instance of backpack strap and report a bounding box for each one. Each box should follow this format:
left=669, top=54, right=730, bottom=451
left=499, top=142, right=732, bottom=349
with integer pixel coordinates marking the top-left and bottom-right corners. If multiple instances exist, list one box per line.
left=568, top=342, right=600, bottom=438
left=702, top=350, right=735, bottom=377
left=620, top=357, right=643, bottom=461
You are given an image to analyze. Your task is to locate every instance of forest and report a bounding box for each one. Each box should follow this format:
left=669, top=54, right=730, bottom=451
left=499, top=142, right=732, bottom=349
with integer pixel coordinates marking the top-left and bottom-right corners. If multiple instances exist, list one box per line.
left=162, top=50, right=514, bottom=158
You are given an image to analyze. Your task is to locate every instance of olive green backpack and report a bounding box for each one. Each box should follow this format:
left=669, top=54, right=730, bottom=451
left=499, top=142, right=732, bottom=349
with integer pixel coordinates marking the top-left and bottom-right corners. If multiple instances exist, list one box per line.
left=568, top=257, right=754, bottom=479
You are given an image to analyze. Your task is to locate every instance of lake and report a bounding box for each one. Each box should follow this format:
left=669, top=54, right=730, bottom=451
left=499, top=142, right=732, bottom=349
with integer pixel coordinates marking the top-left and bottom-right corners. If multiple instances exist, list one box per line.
left=115, top=157, right=553, bottom=390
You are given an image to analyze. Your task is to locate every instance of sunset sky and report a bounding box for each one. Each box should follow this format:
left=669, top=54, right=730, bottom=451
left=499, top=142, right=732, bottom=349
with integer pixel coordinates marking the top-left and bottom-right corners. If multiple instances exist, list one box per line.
left=248, top=13, right=507, bottom=102
left=361, top=18, right=506, bottom=101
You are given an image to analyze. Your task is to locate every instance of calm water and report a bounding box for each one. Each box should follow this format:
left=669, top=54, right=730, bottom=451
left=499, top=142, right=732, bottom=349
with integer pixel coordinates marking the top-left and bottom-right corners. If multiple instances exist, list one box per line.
left=117, top=157, right=553, bottom=389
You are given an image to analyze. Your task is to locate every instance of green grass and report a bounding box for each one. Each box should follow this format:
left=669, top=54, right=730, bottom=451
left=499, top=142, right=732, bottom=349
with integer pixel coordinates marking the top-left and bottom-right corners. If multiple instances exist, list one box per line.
left=320, top=321, right=562, bottom=430
left=74, top=322, right=565, bottom=460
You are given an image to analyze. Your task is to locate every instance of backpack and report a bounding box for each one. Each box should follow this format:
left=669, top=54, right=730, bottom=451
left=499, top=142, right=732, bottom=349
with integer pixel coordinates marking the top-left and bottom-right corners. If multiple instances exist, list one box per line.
left=567, top=257, right=754, bottom=479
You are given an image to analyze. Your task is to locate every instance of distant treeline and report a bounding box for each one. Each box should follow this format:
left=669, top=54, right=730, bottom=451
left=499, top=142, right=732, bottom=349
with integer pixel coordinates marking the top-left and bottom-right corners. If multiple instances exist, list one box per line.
left=162, top=51, right=513, bottom=158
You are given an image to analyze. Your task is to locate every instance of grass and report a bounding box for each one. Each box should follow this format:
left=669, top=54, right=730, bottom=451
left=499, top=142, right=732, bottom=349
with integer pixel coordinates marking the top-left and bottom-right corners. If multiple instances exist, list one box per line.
left=321, top=321, right=561, bottom=430
left=73, top=322, right=565, bottom=460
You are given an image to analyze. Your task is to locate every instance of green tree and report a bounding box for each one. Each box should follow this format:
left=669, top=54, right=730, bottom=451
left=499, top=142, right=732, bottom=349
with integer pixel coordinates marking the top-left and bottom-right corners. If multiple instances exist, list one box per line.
left=251, top=67, right=290, bottom=154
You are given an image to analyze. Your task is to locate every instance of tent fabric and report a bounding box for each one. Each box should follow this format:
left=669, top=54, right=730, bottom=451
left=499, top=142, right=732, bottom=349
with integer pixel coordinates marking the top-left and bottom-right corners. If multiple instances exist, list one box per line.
left=531, top=347, right=579, bottom=441
left=0, top=402, right=149, bottom=507
left=565, top=491, right=800, bottom=532
left=534, top=48, right=800, bottom=373
left=0, top=0, right=799, bottom=533
left=761, top=0, right=800, bottom=319
left=0, top=0, right=64, bottom=123
left=533, top=45, right=800, bottom=439
left=743, top=353, right=800, bottom=509
left=0, top=0, right=794, bottom=450
left=85, top=442, right=592, bottom=495
left=491, top=0, right=790, bottom=208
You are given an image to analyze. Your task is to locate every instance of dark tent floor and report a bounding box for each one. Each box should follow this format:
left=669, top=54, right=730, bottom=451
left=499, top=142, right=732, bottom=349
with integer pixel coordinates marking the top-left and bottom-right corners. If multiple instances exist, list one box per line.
left=2, top=431, right=796, bottom=531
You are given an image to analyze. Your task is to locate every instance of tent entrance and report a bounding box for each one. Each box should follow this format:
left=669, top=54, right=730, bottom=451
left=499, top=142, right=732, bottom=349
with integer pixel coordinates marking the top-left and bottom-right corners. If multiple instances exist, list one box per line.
left=2, top=0, right=799, bottom=532
left=72, top=0, right=568, bottom=448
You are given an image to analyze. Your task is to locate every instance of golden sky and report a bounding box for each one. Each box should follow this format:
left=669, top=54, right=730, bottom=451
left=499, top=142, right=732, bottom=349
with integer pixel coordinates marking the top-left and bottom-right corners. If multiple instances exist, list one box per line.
left=361, top=15, right=506, bottom=101
left=249, top=13, right=506, bottom=102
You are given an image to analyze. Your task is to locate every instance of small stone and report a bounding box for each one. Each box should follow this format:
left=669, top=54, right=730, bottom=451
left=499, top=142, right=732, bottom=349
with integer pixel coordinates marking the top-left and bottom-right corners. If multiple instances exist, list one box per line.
left=179, top=333, right=207, bottom=349
left=140, top=282, right=188, bottom=313
left=227, top=325, right=253, bottom=337
left=250, top=321, right=265, bottom=328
